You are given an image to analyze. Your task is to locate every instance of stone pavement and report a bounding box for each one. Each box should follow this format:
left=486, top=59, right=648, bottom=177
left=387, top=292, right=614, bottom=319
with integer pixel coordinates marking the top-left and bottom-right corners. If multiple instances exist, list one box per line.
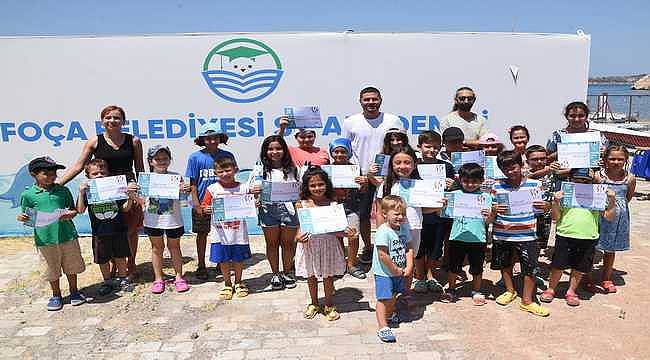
left=3, top=181, right=650, bottom=359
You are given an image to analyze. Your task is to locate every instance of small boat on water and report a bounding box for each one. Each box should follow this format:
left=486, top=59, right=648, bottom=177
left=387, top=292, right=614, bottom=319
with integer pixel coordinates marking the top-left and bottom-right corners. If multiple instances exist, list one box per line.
left=591, top=123, right=650, bottom=148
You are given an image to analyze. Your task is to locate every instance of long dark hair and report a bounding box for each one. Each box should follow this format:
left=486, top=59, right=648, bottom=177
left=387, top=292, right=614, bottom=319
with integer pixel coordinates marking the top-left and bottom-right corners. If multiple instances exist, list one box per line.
left=382, top=131, right=410, bottom=155
left=299, top=166, right=334, bottom=201
left=259, top=135, right=297, bottom=180
left=383, top=145, right=421, bottom=197
left=451, top=86, right=475, bottom=111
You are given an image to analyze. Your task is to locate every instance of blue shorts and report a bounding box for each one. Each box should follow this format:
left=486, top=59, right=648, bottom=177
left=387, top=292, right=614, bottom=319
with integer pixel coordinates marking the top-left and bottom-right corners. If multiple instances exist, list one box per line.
left=374, top=274, right=406, bottom=300
left=258, top=202, right=298, bottom=228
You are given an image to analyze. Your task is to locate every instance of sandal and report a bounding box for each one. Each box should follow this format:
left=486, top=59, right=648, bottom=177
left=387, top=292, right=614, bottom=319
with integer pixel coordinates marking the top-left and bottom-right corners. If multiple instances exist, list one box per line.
left=323, top=305, right=340, bottom=321
left=540, top=288, right=555, bottom=303
left=151, top=280, right=165, bottom=294
left=582, top=282, right=599, bottom=294
left=565, top=292, right=580, bottom=307
left=174, top=278, right=190, bottom=293
left=304, top=304, right=321, bottom=319
left=234, top=283, right=249, bottom=298
left=601, top=280, right=617, bottom=294
left=471, top=291, right=487, bottom=306
left=195, top=267, right=209, bottom=281
left=219, top=286, right=234, bottom=300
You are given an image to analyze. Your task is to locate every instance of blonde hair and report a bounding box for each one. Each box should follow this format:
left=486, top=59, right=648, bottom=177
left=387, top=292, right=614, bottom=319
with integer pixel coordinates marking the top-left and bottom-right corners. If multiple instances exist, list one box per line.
left=380, top=195, right=407, bottom=216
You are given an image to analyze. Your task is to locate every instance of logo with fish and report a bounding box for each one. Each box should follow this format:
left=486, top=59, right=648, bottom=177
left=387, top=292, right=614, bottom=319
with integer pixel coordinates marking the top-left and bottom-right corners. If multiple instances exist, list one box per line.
left=202, top=38, right=284, bottom=103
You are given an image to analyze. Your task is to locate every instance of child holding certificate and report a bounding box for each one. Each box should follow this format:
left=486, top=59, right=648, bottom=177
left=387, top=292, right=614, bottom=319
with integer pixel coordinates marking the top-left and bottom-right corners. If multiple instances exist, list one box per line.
left=144, top=146, right=191, bottom=294
left=441, top=163, right=495, bottom=305
left=367, top=126, right=409, bottom=186
left=373, top=195, right=414, bottom=343
left=76, top=159, right=138, bottom=296
left=413, top=130, right=455, bottom=293
left=295, top=167, right=353, bottom=321
left=542, top=168, right=616, bottom=306
left=329, top=137, right=368, bottom=279
left=257, top=135, right=300, bottom=291
left=509, top=125, right=530, bottom=162
left=201, top=157, right=261, bottom=300
left=491, top=150, right=550, bottom=317
left=525, top=145, right=561, bottom=250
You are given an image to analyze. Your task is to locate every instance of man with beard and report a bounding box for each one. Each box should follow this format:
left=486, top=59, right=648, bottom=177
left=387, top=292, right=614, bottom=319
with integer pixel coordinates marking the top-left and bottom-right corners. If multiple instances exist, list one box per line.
left=342, top=86, right=403, bottom=267
left=440, top=87, right=488, bottom=149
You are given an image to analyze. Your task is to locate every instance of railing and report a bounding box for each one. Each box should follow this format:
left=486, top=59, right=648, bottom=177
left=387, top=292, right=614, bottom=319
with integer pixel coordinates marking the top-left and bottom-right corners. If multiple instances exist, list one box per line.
left=587, top=93, right=650, bottom=122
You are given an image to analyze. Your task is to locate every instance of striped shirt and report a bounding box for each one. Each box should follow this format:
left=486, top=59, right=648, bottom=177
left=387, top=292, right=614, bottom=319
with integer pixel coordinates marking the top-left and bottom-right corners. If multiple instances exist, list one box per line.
left=492, top=178, right=541, bottom=242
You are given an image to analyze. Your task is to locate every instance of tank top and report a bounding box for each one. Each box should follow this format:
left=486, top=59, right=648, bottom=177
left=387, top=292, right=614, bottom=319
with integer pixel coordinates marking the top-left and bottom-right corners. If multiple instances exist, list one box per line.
left=93, top=133, right=136, bottom=181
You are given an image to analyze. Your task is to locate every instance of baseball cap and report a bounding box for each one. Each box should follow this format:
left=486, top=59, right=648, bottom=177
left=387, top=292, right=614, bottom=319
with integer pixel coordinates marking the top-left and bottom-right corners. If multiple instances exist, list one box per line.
left=198, top=122, right=229, bottom=144
left=479, top=133, right=502, bottom=145
left=28, top=156, right=66, bottom=173
left=570, top=168, right=594, bottom=181
left=442, top=127, right=465, bottom=142
left=147, top=145, right=171, bottom=159
left=329, top=138, right=353, bottom=159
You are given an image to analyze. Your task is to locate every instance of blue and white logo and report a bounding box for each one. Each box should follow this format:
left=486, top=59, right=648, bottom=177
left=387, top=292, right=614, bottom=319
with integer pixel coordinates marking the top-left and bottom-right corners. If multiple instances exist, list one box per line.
left=202, top=38, right=284, bottom=103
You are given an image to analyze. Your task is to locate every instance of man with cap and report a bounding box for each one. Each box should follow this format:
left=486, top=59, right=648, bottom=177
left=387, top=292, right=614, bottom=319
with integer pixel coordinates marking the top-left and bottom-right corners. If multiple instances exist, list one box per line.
left=440, top=86, right=488, bottom=149
left=342, top=86, right=403, bottom=264
left=185, top=122, right=236, bottom=280
left=18, top=157, right=86, bottom=311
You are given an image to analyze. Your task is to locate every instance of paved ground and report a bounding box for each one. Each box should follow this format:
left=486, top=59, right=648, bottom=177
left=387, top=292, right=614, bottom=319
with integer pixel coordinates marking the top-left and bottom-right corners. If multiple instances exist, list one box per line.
left=2, top=181, right=650, bottom=359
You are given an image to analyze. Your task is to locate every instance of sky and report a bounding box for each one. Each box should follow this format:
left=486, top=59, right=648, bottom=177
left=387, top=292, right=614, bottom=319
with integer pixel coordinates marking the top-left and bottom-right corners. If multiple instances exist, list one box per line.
left=0, top=0, right=648, bottom=76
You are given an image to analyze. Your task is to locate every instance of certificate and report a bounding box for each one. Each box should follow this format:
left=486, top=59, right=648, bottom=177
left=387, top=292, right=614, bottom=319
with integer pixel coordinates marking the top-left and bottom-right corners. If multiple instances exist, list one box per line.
left=484, top=156, right=506, bottom=179
left=417, top=164, right=447, bottom=181
left=211, top=194, right=257, bottom=222
left=560, top=182, right=608, bottom=210
left=284, top=106, right=322, bottom=129
left=87, top=175, right=128, bottom=204
left=451, top=150, right=485, bottom=170
left=495, top=188, right=543, bottom=215
left=444, top=192, right=491, bottom=219
left=138, top=173, right=181, bottom=200
left=261, top=180, right=300, bottom=203
left=396, top=179, right=445, bottom=207
left=247, top=163, right=264, bottom=188
left=297, top=203, right=348, bottom=235
left=321, top=165, right=360, bottom=188
left=560, top=131, right=601, bottom=144
left=23, top=208, right=68, bottom=228
left=374, top=154, right=390, bottom=176
left=557, top=142, right=600, bottom=168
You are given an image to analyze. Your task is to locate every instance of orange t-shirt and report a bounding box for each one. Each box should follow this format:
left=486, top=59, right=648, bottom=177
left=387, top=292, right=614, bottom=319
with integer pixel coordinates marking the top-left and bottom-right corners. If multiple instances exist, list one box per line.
left=288, top=146, right=330, bottom=167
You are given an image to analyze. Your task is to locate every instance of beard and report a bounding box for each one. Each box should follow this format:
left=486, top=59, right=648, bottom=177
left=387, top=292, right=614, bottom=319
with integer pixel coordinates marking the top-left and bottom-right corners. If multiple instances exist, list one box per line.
left=457, top=103, right=473, bottom=112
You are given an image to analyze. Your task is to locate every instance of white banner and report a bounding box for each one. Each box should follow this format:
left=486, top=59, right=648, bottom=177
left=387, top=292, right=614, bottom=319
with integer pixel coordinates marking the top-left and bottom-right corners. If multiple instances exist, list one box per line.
left=0, top=32, right=590, bottom=235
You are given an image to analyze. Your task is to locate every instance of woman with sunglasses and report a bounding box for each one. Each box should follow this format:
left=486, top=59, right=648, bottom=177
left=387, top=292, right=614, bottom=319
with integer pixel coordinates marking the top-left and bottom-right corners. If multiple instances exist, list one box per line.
left=439, top=87, right=488, bottom=149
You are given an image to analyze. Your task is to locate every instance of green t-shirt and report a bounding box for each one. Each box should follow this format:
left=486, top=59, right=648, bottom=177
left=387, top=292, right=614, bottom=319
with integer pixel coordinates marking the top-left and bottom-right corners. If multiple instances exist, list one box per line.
left=557, top=208, right=600, bottom=240
left=20, top=184, right=78, bottom=246
left=449, top=190, right=491, bottom=243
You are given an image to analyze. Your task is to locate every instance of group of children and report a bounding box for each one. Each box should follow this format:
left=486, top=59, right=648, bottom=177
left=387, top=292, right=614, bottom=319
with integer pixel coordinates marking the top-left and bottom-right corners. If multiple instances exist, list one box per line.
left=19, top=101, right=635, bottom=344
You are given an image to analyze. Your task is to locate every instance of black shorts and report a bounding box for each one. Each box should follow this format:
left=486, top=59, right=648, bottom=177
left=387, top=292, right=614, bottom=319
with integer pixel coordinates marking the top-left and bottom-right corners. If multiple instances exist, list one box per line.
left=490, top=240, right=540, bottom=277
left=359, top=183, right=376, bottom=221
left=535, top=214, right=552, bottom=249
left=551, top=235, right=596, bottom=273
left=447, top=241, right=485, bottom=275
left=417, top=221, right=450, bottom=260
left=92, top=233, right=131, bottom=264
left=144, top=226, right=185, bottom=239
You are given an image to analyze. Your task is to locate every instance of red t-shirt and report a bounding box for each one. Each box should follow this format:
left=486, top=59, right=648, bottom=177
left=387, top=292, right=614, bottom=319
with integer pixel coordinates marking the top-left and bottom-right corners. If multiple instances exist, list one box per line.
left=288, top=146, right=330, bottom=167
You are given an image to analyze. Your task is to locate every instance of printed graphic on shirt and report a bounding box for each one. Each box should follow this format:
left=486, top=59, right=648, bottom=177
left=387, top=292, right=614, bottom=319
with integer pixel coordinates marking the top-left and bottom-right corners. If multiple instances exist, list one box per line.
left=391, top=233, right=409, bottom=268
left=90, top=201, right=120, bottom=220
left=148, top=198, right=174, bottom=215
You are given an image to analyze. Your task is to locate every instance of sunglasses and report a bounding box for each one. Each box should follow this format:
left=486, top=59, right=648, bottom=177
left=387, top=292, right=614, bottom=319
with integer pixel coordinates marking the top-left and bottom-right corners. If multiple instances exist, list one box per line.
left=457, top=96, right=475, bottom=101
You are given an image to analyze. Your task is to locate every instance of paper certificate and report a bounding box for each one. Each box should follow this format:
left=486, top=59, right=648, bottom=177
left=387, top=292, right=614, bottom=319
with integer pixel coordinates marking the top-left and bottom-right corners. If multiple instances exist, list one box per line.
left=23, top=208, right=68, bottom=228
left=451, top=150, right=486, bottom=170
left=284, top=106, right=322, bottom=129
left=87, top=175, right=128, bottom=204
left=396, top=179, right=445, bottom=207
left=211, top=194, right=257, bottom=222
left=417, top=164, right=447, bottom=181
left=444, top=192, right=491, bottom=219
left=560, top=131, right=601, bottom=144
left=561, top=182, right=608, bottom=210
left=557, top=142, right=600, bottom=169
left=484, top=156, right=506, bottom=179
left=495, top=188, right=543, bottom=215
left=138, top=173, right=181, bottom=200
left=297, top=203, right=348, bottom=235
left=321, top=165, right=360, bottom=188
left=261, top=180, right=300, bottom=203
left=374, top=154, right=390, bottom=176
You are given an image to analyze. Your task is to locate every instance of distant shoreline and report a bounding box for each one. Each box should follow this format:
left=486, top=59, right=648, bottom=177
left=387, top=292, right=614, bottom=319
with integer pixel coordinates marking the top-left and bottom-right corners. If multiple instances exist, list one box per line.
left=589, top=74, right=646, bottom=84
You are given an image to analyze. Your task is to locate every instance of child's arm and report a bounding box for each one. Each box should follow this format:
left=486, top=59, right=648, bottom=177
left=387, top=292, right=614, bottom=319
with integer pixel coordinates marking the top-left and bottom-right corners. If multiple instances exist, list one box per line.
left=403, top=244, right=414, bottom=278
left=376, top=246, right=402, bottom=276
left=366, top=164, right=382, bottom=187
left=122, top=182, right=139, bottom=212
left=76, top=181, right=89, bottom=214
left=602, top=189, right=617, bottom=222
left=190, top=179, right=203, bottom=215
left=626, top=175, right=637, bottom=202
left=278, top=116, right=289, bottom=137
left=551, top=191, right=563, bottom=221
left=482, top=207, right=496, bottom=224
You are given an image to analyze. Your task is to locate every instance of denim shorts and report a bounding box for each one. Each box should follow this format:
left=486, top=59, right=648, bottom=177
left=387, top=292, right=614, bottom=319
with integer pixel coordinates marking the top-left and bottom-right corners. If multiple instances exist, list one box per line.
left=374, top=274, right=406, bottom=300
left=258, top=202, right=299, bottom=228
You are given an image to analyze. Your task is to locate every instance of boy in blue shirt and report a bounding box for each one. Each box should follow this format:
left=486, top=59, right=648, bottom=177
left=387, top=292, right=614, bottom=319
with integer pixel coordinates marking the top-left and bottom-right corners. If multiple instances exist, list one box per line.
left=441, top=163, right=495, bottom=304
left=372, top=195, right=414, bottom=343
